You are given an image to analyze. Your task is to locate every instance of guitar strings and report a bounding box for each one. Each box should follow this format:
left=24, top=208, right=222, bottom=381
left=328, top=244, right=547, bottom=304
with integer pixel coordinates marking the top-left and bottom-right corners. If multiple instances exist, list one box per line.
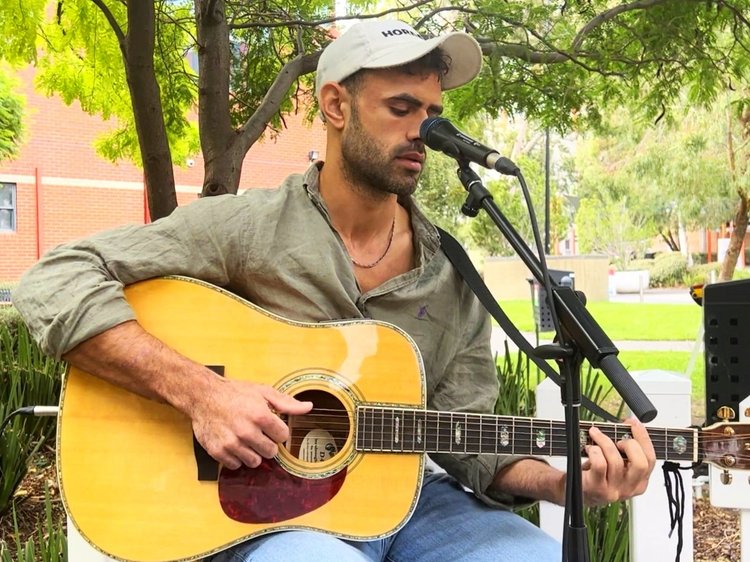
left=287, top=409, right=736, bottom=445
left=288, top=420, right=737, bottom=453
left=282, top=409, right=744, bottom=460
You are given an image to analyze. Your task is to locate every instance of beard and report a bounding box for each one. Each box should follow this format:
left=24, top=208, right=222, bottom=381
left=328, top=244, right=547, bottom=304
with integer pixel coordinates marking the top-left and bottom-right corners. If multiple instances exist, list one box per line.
left=340, top=105, right=423, bottom=199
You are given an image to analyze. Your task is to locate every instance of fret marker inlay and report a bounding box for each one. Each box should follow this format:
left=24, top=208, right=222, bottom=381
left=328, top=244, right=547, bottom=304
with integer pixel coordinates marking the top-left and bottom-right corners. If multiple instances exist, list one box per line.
left=535, top=430, right=547, bottom=449
left=500, top=426, right=510, bottom=447
left=353, top=407, right=698, bottom=467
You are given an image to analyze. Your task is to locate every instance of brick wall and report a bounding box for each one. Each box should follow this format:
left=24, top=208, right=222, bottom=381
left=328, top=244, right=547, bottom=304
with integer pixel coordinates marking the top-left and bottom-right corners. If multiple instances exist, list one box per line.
left=1, top=67, right=327, bottom=280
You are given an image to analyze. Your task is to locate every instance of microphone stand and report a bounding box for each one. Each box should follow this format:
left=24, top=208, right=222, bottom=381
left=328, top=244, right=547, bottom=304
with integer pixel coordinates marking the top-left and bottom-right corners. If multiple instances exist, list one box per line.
left=453, top=161, right=657, bottom=562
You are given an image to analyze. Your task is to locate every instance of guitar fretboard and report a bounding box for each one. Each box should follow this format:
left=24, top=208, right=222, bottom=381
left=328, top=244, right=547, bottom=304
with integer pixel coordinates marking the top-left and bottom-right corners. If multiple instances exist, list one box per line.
left=355, top=406, right=697, bottom=462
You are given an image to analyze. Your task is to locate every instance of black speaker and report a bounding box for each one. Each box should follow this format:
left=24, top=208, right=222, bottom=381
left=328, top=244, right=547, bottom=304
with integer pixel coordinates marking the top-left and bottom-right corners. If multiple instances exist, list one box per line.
left=704, top=278, right=750, bottom=423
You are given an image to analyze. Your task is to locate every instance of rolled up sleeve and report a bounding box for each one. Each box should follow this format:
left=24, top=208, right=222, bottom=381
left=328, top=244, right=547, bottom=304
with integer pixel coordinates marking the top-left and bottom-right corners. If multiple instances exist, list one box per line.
left=13, top=195, right=247, bottom=358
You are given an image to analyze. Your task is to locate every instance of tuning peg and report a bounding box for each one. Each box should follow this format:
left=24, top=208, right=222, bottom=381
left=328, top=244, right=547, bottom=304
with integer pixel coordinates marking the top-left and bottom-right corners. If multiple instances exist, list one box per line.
left=717, top=406, right=736, bottom=422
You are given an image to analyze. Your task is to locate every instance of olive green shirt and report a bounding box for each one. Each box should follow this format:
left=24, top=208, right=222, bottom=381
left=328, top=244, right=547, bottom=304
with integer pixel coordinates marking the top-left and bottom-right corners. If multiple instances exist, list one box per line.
left=14, top=164, right=533, bottom=508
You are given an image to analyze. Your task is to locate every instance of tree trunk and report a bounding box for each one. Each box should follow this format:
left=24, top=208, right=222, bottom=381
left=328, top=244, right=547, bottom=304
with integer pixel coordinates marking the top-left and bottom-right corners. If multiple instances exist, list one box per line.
left=678, top=213, right=692, bottom=266
left=194, top=0, right=237, bottom=197
left=202, top=143, right=246, bottom=196
left=718, top=196, right=749, bottom=281
left=194, top=0, right=322, bottom=197
left=659, top=229, right=679, bottom=251
left=125, top=1, right=177, bottom=219
left=721, top=101, right=750, bottom=281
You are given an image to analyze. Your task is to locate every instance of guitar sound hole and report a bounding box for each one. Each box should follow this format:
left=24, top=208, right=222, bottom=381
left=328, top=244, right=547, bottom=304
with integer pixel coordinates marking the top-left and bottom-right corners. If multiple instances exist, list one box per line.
left=283, top=390, right=350, bottom=463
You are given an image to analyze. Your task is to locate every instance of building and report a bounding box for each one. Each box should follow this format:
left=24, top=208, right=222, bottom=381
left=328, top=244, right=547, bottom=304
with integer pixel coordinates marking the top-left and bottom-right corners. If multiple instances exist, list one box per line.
left=1, top=67, right=327, bottom=281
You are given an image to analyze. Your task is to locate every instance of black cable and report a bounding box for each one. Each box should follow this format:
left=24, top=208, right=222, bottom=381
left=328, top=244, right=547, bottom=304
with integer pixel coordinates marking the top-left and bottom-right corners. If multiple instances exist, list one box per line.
left=0, top=406, right=36, bottom=437
left=0, top=406, right=59, bottom=438
left=515, top=170, right=590, bottom=562
left=514, top=170, right=564, bottom=341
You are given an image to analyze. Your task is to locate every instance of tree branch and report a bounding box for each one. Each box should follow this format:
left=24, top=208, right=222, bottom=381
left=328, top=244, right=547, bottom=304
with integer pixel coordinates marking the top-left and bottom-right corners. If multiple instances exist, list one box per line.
left=228, top=0, right=434, bottom=30
left=235, top=51, right=320, bottom=153
left=571, top=0, right=677, bottom=51
left=413, top=6, right=469, bottom=30
left=717, top=0, right=750, bottom=32
left=479, top=0, right=703, bottom=75
left=90, top=0, right=125, bottom=45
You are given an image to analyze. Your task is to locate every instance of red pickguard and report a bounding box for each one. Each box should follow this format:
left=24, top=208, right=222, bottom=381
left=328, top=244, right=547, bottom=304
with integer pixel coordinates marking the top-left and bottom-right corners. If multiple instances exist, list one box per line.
left=218, top=459, right=347, bottom=523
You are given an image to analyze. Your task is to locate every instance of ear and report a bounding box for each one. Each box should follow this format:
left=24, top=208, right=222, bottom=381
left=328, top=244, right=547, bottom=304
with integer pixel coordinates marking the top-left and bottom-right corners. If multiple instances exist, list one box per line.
left=319, top=82, right=349, bottom=129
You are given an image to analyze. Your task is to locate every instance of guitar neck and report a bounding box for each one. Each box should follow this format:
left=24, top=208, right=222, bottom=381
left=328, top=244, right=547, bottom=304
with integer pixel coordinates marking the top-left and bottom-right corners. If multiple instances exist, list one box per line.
left=355, top=406, right=699, bottom=463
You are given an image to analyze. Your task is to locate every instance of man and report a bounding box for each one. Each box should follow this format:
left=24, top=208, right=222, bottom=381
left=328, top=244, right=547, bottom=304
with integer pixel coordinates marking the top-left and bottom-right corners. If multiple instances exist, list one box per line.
left=13, top=19, right=655, bottom=561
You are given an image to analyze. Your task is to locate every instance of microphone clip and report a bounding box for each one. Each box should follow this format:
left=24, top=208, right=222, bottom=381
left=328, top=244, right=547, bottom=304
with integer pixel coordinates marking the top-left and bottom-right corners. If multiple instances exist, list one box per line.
left=457, top=162, right=492, bottom=218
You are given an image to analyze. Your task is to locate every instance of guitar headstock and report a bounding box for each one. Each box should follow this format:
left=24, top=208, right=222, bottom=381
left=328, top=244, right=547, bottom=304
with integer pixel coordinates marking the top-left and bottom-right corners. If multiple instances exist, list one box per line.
left=702, top=421, right=750, bottom=470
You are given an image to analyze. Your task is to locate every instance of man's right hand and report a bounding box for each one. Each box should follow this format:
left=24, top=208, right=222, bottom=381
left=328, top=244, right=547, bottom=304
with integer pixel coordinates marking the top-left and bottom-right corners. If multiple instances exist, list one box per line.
left=65, top=320, right=313, bottom=470
left=188, top=377, right=313, bottom=469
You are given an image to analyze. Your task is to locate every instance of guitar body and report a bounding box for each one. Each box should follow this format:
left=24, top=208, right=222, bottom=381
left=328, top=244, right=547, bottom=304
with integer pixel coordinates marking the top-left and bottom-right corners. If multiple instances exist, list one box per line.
left=58, top=277, right=426, bottom=562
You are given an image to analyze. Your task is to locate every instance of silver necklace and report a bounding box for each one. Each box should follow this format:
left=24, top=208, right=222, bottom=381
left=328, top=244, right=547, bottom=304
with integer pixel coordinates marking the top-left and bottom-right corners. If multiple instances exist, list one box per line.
left=350, top=217, right=396, bottom=269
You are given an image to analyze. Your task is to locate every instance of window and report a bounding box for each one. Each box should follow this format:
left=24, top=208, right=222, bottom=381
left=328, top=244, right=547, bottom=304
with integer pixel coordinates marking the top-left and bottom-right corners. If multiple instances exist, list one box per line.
left=0, top=183, right=16, bottom=232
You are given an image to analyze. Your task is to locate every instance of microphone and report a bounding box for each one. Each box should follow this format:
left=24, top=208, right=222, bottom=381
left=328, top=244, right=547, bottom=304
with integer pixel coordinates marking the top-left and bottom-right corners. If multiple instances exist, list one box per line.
left=420, top=117, right=519, bottom=176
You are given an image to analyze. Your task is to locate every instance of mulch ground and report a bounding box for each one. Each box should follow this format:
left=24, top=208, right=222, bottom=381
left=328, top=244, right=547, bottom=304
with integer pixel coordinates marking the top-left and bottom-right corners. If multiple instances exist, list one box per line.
left=0, top=448, right=743, bottom=560
left=694, top=496, right=740, bottom=562
left=0, top=445, right=65, bottom=551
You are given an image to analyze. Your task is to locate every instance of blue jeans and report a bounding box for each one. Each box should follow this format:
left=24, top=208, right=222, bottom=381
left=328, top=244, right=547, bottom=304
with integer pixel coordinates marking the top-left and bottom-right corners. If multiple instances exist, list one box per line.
left=211, top=472, right=561, bottom=562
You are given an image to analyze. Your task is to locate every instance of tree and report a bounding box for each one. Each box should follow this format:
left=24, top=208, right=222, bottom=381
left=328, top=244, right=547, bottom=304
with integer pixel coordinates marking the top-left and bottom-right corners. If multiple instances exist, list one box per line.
left=3, top=0, right=750, bottom=227
left=2, top=0, right=364, bottom=216
left=416, top=110, right=571, bottom=257
left=721, top=96, right=750, bottom=280
left=575, top=196, right=654, bottom=270
left=1, top=0, right=198, bottom=218
left=0, top=70, right=24, bottom=161
left=572, top=101, right=735, bottom=267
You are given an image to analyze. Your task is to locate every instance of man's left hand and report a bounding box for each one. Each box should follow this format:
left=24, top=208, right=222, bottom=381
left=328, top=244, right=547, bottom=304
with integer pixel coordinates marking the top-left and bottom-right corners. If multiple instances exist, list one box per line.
left=581, top=417, right=657, bottom=506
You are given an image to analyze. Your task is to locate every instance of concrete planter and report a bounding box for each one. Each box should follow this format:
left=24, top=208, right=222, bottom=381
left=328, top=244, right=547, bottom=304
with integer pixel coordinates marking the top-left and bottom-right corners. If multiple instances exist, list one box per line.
left=613, top=270, right=650, bottom=293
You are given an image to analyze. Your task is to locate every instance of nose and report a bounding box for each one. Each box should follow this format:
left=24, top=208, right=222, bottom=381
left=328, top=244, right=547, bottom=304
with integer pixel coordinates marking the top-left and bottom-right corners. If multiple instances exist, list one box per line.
left=409, top=113, right=429, bottom=143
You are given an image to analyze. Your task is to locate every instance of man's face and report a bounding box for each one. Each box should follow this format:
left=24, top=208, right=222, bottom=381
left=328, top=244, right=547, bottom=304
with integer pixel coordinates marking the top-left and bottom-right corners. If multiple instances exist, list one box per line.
left=340, top=68, right=443, bottom=199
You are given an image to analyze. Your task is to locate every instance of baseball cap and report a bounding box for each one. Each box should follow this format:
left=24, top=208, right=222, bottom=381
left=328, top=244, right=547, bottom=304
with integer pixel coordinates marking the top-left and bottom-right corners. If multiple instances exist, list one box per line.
left=315, top=19, right=483, bottom=100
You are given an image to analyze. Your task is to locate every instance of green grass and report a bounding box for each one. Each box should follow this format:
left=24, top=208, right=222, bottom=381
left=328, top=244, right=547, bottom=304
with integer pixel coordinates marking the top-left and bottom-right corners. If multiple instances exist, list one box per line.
left=522, top=352, right=703, bottom=394
left=500, top=350, right=706, bottom=421
left=498, top=300, right=702, bottom=340
left=496, top=301, right=707, bottom=419
left=617, top=350, right=704, bottom=397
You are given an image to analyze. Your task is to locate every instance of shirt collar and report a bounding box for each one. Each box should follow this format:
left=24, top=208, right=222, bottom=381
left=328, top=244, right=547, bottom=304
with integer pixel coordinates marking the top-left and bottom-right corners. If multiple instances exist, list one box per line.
left=301, top=161, right=440, bottom=256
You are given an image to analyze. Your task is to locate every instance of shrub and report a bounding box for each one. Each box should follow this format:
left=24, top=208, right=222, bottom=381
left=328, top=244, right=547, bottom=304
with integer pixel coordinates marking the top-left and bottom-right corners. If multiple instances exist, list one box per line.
left=649, top=253, right=688, bottom=288
left=690, top=253, right=709, bottom=265
left=0, top=487, right=66, bottom=561
left=0, top=318, right=63, bottom=519
left=682, top=263, right=721, bottom=287
left=495, top=351, right=629, bottom=561
left=625, top=258, right=655, bottom=273
left=682, top=262, right=750, bottom=286
left=0, top=307, right=20, bottom=331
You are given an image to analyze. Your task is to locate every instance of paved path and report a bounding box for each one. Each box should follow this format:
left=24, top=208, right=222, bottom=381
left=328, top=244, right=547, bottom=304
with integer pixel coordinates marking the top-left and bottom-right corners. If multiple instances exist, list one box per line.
left=491, top=328, right=700, bottom=355
left=609, top=287, right=696, bottom=305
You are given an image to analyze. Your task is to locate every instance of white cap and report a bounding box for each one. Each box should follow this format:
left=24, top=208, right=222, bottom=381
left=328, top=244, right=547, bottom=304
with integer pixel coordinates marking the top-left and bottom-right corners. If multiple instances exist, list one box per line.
left=315, top=19, right=483, bottom=100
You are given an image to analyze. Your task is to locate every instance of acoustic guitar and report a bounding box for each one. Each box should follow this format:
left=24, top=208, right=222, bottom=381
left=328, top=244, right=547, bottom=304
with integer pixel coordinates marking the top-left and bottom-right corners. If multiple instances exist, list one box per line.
left=57, top=277, right=743, bottom=562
